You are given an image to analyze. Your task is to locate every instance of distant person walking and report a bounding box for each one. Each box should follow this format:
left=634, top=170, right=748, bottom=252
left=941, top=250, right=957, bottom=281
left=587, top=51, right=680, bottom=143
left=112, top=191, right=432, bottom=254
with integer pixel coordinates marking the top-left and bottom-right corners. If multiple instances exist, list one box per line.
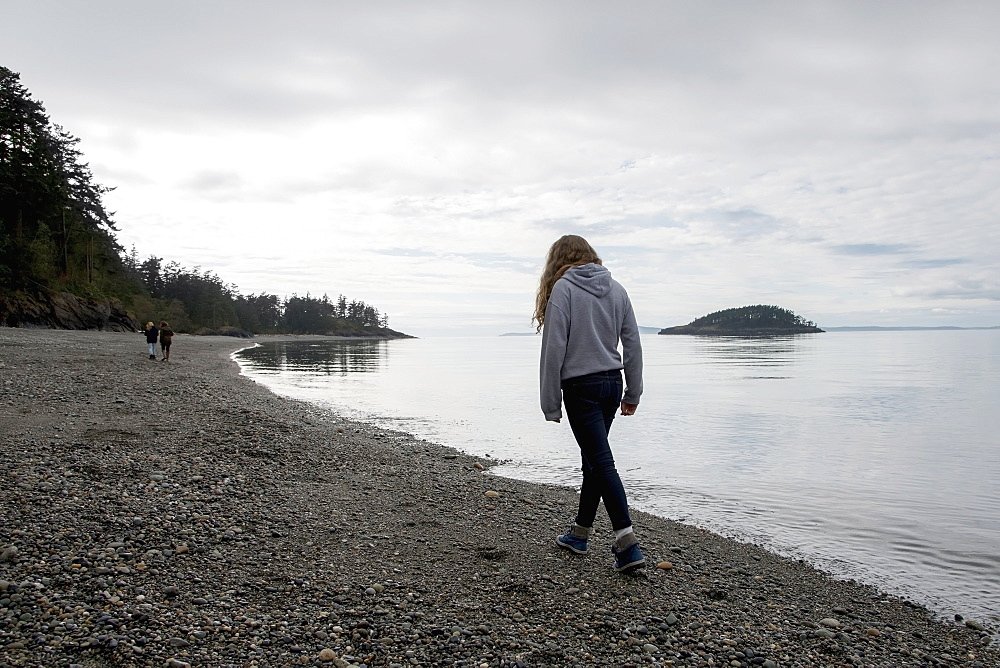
left=143, top=321, right=159, bottom=360
left=158, top=321, right=174, bottom=362
left=534, top=234, right=646, bottom=573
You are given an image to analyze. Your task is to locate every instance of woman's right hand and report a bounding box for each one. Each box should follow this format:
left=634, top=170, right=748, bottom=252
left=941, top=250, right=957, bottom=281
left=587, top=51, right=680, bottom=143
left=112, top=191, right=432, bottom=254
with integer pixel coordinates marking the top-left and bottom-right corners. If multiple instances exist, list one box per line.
left=620, top=402, right=637, bottom=416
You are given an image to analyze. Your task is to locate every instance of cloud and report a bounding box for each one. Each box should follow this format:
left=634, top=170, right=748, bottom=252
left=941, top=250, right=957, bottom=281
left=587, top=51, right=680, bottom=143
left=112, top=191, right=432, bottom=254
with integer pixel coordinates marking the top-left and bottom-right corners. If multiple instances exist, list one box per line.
left=3, top=1, right=1000, bottom=333
left=901, top=258, right=969, bottom=269
left=181, top=170, right=245, bottom=194
left=831, top=244, right=913, bottom=256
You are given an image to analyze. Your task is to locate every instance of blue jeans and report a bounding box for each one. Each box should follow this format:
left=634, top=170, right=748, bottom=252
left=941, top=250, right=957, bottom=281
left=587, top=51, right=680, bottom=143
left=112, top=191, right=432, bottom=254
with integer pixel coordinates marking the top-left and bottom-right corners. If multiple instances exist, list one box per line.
left=562, top=370, right=632, bottom=531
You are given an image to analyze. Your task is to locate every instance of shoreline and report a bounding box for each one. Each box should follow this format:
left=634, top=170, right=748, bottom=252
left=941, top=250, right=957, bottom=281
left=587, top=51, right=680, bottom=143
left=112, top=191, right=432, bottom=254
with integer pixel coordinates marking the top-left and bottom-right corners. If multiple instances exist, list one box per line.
left=1, top=328, right=996, bottom=667
left=250, top=334, right=416, bottom=342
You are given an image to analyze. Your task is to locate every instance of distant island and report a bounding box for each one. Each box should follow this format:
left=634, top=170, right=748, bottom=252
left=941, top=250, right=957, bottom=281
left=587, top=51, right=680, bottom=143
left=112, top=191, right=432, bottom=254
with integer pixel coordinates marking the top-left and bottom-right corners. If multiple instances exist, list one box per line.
left=659, top=305, right=824, bottom=336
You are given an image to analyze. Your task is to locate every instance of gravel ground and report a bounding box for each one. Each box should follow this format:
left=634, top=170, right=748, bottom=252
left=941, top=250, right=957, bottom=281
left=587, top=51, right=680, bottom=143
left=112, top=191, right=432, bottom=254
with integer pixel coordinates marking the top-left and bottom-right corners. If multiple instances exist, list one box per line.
left=1, top=328, right=996, bottom=668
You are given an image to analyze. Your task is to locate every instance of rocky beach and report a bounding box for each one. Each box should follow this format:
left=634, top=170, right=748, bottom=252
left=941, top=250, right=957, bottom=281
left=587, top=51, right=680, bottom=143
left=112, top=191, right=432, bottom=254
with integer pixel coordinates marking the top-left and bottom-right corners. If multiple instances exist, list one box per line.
left=1, top=328, right=996, bottom=668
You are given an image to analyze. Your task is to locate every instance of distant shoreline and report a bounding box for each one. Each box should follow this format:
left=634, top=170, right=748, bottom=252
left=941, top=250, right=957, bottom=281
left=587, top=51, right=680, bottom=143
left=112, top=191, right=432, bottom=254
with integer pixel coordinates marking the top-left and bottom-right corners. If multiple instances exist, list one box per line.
left=503, top=326, right=1000, bottom=337
left=824, top=326, right=1000, bottom=332
left=659, top=325, right=824, bottom=336
left=250, top=333, right=415, bottom=341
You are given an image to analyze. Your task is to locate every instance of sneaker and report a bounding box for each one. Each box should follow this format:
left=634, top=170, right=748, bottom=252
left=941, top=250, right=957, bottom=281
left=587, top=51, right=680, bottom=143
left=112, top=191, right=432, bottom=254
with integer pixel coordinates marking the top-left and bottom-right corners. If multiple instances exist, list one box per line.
left=555, top=524, right=591, bottom=555
left=612, top=532, right=646, bottom=573
left=149, top=354, right=156, bottom=360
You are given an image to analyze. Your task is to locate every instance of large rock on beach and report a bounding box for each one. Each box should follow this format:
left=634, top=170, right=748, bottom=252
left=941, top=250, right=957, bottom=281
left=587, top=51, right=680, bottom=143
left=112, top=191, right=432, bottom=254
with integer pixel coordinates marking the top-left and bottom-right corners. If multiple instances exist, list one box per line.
left=0, top=290, right=138, bottom=330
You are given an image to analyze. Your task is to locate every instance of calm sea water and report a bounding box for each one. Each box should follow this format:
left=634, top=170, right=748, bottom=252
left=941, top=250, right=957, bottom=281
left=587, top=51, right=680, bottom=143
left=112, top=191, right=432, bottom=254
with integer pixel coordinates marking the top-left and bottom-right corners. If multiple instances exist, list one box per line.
left=235, top=331, right=1000, bottom=624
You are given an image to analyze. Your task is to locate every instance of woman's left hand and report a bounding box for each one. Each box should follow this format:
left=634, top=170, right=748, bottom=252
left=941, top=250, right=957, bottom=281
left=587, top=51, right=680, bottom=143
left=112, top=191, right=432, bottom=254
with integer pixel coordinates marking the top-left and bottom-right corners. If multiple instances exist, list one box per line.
left=620, top=402, right=638, bottom=416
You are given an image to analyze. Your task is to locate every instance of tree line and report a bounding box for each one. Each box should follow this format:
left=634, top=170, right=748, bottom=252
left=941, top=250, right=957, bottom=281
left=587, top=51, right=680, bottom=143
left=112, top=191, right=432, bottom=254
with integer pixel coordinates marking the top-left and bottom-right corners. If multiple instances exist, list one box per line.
left=1, top=65, right=396, bottom=336
left=0, top=66, right=124, bottom=296
left=129, top=251, right=388, bottom=334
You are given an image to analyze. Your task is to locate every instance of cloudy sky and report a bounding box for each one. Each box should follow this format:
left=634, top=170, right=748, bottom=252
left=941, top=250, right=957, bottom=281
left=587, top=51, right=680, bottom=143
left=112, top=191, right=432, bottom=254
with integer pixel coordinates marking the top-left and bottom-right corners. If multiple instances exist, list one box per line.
left=3, top=1, right=998, bottom=335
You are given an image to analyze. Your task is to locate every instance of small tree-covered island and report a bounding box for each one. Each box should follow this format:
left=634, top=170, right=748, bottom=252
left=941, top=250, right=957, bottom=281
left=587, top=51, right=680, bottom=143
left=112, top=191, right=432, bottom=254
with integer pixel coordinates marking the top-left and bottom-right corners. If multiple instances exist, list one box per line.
left=659, top=305, right=824, bottom=336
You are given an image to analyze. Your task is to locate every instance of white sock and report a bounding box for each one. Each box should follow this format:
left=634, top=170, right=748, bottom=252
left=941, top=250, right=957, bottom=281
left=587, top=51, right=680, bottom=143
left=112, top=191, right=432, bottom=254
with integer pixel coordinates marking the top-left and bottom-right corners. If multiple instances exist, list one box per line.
left=614, top=526, right=634, bottom=540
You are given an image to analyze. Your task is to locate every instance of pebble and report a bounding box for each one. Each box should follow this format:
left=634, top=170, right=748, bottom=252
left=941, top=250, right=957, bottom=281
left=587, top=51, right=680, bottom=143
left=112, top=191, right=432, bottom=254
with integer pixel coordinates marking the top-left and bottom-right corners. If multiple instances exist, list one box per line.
left=0, top=328, right=995, bottom=668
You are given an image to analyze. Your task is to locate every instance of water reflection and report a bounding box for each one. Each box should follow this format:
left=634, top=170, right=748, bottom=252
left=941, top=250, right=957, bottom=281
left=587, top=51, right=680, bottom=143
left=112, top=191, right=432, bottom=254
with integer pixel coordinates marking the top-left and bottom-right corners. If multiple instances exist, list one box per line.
left=690, top=335, right=814, bottom=377
left=239, top=340, right=387, bottom=375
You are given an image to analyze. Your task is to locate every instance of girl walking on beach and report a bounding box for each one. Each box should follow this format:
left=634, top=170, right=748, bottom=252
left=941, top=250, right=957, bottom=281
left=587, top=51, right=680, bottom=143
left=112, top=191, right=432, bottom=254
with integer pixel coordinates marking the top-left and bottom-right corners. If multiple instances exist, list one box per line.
left=143, top=322, right=159, bottom=360
left=534, top=234, right=645, bottom=573
left=158, top=321, right=174, bottom=362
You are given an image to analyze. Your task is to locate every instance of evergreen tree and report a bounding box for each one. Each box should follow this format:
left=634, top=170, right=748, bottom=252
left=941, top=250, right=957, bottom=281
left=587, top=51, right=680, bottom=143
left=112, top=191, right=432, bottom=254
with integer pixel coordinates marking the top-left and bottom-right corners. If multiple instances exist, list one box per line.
left=1, top=66, right=120, bottom=291
left=2, top=66, right=400, bottom=336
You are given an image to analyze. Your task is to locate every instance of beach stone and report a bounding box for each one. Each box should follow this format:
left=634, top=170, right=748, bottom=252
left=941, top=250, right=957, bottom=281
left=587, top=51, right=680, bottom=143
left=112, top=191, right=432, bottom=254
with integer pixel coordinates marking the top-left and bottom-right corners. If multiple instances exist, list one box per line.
left=0, top=329, right=996, bottom=668
left=657, top=561, right=673, bottom=570
left=484, top=490, right=500, bottom=498
left=819, top=617, right=842, bottom=628
left=318, top=648, right=337, bottom=662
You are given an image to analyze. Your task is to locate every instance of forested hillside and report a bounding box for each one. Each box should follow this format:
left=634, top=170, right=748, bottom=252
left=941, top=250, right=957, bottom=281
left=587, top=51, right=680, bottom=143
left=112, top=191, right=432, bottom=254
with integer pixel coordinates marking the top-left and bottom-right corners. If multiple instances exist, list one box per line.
left=659, top=305, right=823, bottom=335
left=0, top=66, right=404, bottom=337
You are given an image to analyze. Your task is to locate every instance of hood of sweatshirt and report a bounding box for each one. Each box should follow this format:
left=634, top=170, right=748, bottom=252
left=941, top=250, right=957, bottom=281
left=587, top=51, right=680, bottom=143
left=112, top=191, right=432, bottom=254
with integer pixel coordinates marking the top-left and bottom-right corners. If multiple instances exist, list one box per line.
left=562, top=263, right=611, bottom=297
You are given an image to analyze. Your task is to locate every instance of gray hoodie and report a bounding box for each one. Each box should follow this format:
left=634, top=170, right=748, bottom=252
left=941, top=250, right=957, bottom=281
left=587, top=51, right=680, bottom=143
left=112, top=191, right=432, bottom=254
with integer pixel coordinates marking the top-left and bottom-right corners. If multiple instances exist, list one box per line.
left=539, top=263, right=643, bottom=421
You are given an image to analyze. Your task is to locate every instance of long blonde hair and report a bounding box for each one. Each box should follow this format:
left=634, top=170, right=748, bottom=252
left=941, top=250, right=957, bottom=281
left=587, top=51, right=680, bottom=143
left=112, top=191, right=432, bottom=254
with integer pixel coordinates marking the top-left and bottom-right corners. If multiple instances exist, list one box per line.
left=532, top=235, right=602, bottom=332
